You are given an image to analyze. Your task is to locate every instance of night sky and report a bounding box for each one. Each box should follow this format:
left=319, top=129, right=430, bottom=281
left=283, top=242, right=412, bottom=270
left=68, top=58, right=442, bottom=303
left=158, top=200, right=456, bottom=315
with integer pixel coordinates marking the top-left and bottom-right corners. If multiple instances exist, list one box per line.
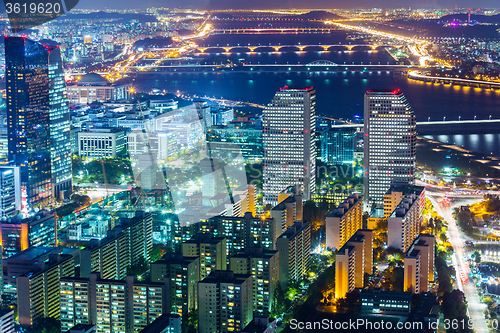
left=74, top=0, right=500, bottom=10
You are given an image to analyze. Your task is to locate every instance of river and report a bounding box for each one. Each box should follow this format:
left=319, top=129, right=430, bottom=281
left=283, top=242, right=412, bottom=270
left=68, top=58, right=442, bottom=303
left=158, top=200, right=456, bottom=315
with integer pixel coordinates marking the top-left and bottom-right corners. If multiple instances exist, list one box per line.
left=135, top=33, right=500, bottom=154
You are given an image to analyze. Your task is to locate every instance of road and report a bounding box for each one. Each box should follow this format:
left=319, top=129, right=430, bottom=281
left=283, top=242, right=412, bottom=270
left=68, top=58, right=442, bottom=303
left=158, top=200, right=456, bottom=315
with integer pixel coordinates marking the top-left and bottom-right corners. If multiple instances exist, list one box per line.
left=427, top=193, right=488, bottom=332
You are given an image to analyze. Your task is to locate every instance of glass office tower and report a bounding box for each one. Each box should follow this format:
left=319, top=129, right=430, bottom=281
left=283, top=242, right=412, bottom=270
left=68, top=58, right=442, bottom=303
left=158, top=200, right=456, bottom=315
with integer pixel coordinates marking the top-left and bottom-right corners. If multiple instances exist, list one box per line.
left=6, top=37, right=72, bottom=208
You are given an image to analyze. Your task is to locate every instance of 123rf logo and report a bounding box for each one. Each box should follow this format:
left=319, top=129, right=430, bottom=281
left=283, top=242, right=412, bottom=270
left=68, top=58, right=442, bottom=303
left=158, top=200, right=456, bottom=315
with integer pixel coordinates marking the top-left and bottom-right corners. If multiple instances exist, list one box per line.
left=3, top=0, right=79, bottom=33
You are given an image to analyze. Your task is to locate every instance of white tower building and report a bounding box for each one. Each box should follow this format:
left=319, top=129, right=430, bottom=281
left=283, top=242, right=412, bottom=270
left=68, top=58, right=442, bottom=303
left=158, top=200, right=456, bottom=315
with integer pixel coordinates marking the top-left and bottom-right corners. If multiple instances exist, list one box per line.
left=263, top=87, right=316, bottom=205
left=363, top=89, right=416, bottom=210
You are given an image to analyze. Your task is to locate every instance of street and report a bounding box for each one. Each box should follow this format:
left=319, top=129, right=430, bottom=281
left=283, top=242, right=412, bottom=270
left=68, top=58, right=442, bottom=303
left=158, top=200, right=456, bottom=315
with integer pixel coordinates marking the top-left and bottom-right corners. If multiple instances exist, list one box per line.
left=427, top=193, right=488, bottom=332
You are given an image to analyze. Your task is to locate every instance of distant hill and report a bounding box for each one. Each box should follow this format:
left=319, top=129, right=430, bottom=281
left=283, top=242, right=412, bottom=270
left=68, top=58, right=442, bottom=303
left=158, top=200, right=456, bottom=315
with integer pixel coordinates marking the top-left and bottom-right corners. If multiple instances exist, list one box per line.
left=438, top=14, right=500, bottom=24
left=65, top=11, right=157, bottom=23
left=299, top=11, right=344, bottom=20
left=133, top=37, right=174, bottom=50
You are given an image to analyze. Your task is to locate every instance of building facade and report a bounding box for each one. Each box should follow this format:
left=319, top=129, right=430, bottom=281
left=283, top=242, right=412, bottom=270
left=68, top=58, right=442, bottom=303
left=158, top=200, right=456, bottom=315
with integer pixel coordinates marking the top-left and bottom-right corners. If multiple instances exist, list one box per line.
left=6, top=37, right=53, bottom=207
left=386, top=185, right=425, bottom=252
left=263, top=87, right=316, bottom=205
left=80, top=211, right=153, bottom=280
left=78, top=128, right=126, bottom=158
left=150, top=254, right=200, bottom=318
left=47, top=41, right=72, bottom=196
left=335, top=230, right=373, bottom=299
left=319, top=126, right=357, bottom=165
left=363, top=90, right=416, bottom=210
left=229, top=247, right=279, bottom=315
left=0, top=166, right=21, bottom=218
left=276, top=221, right=311, bottom=288
left=361, top=289, right=412, bottom=315
left=138, top=314, right=181, bottom=333
left=0, top=310, right=15, bottom=333
left=60, top=273, right=168, bottom=333
left=325, top=194, right=362, bottom=251
left=0, top=211, right=56, bottom=258
left=270, top=192, right=303, bottom=250
left=197, top=270, right=253, bottom=333
left=404, top=235, right=435, bottom=294
left=182, top=233, right=227, bottom=280
left=207, top=124, right=263, bottom=163
left=17, top=254, right=75, bottom=326
left=67, top=73, right=130, bottom=105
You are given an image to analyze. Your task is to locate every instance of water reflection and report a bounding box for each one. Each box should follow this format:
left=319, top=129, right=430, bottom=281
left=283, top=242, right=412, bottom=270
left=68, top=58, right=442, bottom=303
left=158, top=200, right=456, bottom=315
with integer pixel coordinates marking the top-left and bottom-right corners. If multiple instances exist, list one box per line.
left=424, top=134, right=500, bottom=157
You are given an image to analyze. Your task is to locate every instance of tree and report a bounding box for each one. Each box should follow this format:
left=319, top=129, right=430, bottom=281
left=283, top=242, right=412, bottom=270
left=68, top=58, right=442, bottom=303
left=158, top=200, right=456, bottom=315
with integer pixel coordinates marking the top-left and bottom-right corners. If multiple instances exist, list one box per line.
left=455, top=208, right=475, bottom=235
left=127, top=256, right=149, bottom=276
left=483, top=296, right=493, bottom=307
left=150, top=243, right=172, bottom=262
left=345, top=289, right=360, bottom=307
left=72, top=194, right=91, bottom=206
left=381, top=266, right=404, bottom=292
left=303, top=200, right=322, bottom=231
left=185, top=309, right=198, bottom=333
left=440, top=290, right=473, bottom=333
left=271, top=283, right=288, bottom=317
left=29, top=317, right=61, bottom=333
left=472, top=250, right=481, bottom=264
left=440, top=233, right=449, bottom=243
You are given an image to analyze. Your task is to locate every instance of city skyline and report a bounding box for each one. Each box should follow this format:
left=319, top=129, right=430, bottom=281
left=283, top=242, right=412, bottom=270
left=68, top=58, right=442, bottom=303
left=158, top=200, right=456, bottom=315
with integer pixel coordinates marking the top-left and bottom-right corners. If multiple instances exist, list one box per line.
left=0, top=4, right=498, bottom=333
left=53, top=1, right=500, bottom=10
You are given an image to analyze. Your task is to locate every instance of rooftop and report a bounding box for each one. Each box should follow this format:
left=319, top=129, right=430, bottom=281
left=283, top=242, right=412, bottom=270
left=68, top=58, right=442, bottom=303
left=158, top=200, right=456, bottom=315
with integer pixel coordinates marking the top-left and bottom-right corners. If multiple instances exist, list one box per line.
left=328, top=194, right=361, bottom=217
left=278, top=221, right=310, bottom=240
left=369, top=207, right=385, bottom=218
left=386, top=184, right=425, bottom=197
left=271, top=195, right=298, bottom=211
left=77, top=73, right=110, bottom=86
left=200, top=270, right=252, bottom=284
left=7, top=247, right=75, bottom=261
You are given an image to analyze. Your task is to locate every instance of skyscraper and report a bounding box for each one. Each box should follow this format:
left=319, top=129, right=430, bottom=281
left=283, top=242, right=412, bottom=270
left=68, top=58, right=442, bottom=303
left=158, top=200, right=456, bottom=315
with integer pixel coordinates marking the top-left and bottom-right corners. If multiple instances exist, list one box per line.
left=5, top=37, right=72, bottom=207
left=363, top=89, right=416, bottom=210
left=0, top=166, right=21, bottom=218
left=46, top=40, right=72, bottom=197
left=319, top=126, right=357, bottom=165
left=263, top=87, right=316, bottom=205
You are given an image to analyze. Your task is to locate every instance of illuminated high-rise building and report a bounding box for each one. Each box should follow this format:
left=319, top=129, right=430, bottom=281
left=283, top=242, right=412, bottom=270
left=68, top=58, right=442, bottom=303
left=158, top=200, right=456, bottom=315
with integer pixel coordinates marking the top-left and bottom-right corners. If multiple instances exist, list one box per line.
left=46, top=40, right=72, bottom=197
left=0, top=166, right=21, bottom=218
left=0, top=211, right=56, bottom=258
left=263, top=87, right=316, bottom=205
left=5, top=36, right=72, bottom=207
left=363, top=90, right=416, bottom=210
left=60, top=273, right=168, bottom=333
left=182, top=233, right=227, bottom=280
left=229, top=247, right=279, bottom=315
left=197, top=270, right=253, bottom=333
left=276, top=221, right=311, bottom=288
left=17, top=253, right=75, bottom=326
left=150, top=253, right=200, bottom=318
left=325, top=194, right=362, bottom=251
left=319, top=126, right=357, bottom=165
left=335, top=230, right=373, bottom=299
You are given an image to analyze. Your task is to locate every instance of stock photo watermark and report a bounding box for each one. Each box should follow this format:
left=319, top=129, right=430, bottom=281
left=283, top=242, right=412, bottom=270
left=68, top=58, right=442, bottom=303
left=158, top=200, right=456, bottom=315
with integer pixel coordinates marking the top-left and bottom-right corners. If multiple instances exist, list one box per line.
left=4, top=0, right=79, bottom=33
